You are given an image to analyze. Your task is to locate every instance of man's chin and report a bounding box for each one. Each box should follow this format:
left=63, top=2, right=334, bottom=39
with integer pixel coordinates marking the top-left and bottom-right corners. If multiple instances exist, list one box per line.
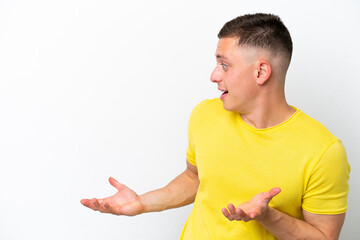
left=222, top=101, right=242, bottom=113
left=222, top=102, right=233, bottom=112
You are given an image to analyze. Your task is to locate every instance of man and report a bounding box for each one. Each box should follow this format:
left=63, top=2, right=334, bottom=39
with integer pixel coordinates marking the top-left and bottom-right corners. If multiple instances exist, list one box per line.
left=81, top=13, right=350, bottom=239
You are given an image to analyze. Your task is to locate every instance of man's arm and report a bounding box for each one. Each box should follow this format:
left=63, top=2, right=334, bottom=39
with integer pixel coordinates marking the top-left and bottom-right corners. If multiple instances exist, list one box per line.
left=139, top=160, right=199, bottom=213
left=222, top=188, right=345, bottom=240
left=81, top=160, right=199, bottom=215
left=258, top=207, right=345, bottom=240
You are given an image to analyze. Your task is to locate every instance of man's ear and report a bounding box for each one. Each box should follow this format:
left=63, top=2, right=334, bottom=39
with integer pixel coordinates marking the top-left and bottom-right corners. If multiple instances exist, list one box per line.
left=256, top=60, right=271, bottom=85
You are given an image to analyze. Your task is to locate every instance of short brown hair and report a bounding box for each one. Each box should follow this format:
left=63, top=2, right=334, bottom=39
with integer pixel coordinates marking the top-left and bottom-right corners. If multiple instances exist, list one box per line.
left=218, top=13, right=293, bottom=62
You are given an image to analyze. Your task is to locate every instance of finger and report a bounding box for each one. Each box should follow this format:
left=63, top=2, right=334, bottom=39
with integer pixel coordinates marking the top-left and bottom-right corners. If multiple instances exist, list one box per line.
left=265, top=187, right=281, bottom=201
left=109, top=177, right=127, bottom=191
left=95, top=199, right=112, bottom=213
left=102, top=201, right=111, bottom=212
left=236, top=208, right=251, bottom=222
left=98, top=200, right=111, bottom=213
left=92, top=198, right=101, bottom=211
left=228, top=203, right=241, bottom=221
left=80, top=199, right=97, bottom=210
left=93, top=199, right=109, bottom=213
left=102, top=199, right=125, bottom=215
left=222, top=208, right=235, bottom=221
left=249, top=212, right=257, bottom=219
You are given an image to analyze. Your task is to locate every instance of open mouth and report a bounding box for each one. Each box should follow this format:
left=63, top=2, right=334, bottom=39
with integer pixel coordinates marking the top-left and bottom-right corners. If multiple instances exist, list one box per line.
left=220, top=90, right=228, bottom=100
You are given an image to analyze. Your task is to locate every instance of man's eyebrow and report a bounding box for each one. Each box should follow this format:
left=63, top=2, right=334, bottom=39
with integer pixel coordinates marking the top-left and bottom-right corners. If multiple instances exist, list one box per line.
left=216, top=54, right=229, bottom=61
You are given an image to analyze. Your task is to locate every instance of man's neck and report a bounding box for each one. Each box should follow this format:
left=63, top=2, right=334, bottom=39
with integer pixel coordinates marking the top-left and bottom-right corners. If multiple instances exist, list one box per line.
left=239, top=99, right=296, bottom=130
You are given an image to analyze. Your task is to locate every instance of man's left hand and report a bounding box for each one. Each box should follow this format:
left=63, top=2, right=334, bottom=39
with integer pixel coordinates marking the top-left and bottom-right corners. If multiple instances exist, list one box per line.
left=222, top=187, right=281, bottom=222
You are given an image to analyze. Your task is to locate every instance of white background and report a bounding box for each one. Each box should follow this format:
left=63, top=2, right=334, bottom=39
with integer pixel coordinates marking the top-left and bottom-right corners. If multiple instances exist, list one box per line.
left=0, top=0, right=359, bottom=239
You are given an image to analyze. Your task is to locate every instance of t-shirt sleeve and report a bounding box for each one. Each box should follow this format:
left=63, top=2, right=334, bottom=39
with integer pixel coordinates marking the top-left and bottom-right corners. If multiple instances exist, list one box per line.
left=302, top=139, right=350, bottom=214
left=186, top=106, right=198, bottom=166
left=186, top=137, right=196, bottom=166
left=186, top=106, right=196, bottom=166
left=186, top=100, right=210, bottom=166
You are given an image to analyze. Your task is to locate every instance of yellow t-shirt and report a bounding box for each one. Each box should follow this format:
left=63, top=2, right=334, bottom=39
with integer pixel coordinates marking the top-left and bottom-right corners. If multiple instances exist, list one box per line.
left=180, top=98, right=350, bottom=240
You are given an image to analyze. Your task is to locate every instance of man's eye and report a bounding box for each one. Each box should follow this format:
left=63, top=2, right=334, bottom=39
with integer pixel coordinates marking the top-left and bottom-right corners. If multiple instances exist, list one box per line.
left=220, top=63, right=228, bottom=70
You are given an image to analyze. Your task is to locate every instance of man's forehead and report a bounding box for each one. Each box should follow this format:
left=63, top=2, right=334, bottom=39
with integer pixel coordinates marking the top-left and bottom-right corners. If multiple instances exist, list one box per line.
left=215, top=37, right=242, bottom=61
left=216, top=38, right=238, bottom=51
left=215, top=39, right=233, bottom=58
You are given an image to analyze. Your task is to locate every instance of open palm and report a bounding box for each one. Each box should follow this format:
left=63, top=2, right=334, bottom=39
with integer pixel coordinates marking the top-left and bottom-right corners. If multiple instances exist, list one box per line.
left=81, top=177, right=143, bottom=216
left=222, top=187, right=281, bottom=222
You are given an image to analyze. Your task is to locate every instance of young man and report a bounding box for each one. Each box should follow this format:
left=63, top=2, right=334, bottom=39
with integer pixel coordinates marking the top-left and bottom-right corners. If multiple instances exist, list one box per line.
left=81, top=13, right=350, bottom=239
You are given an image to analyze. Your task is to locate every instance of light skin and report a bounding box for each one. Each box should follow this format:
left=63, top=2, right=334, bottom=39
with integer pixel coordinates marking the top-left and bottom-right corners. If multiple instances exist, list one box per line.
left=80, top=160, right=199, bottom=215
left=211, top=37, right=296, bottom=129
left=81, top=37, right=346, bottom=239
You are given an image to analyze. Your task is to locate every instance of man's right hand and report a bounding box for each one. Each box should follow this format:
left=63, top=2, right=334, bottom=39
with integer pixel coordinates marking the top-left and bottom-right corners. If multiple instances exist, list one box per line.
left=81, top=160, right=199, bottom=216
left=81, top=177, right=143, bottom=216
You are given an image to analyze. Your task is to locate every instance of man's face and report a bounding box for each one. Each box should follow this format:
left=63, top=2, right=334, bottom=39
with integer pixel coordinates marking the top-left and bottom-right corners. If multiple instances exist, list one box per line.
left=211, top=37, right=258, bottom=113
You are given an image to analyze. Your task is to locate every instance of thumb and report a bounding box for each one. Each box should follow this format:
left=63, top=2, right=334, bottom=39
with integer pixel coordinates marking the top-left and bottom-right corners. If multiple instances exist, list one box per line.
left=109, top=177, right=127, bottom=191
left=264, top=187, right=281, bottom=202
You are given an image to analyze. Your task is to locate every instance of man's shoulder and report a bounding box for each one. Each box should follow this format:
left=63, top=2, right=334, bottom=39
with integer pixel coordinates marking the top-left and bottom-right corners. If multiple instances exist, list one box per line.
left=293, top=109, right=338, bottom=143
left=190, top=98, right=224, bottom=116
left=187, top=98, right=231, bottom=129
left=193, top=98, right=222, bottom=110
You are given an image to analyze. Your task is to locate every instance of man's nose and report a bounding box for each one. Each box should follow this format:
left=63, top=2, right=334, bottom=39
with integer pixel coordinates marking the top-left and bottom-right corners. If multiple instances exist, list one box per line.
left=210, top=65, right=222, bottom=83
